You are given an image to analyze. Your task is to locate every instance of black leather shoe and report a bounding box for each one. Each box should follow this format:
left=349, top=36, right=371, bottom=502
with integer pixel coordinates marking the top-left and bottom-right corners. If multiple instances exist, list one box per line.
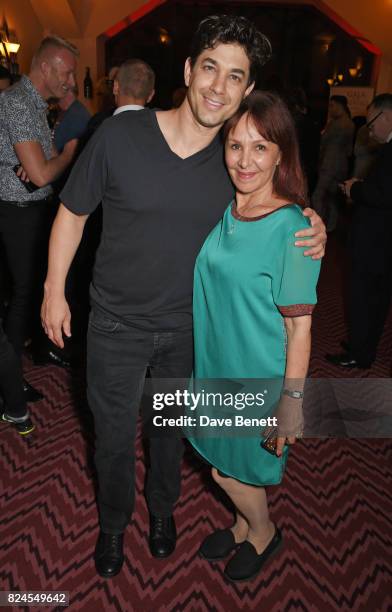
left=94, top=531, right=124, bottom=578
left=149, top=515, right=176, bottom=558
left=325, top=352, right=371, bottom=369
left=32, top=349, right=72, bottom=369
left=199, top=529, right=238, bottom=561
left=23, top=380, right=44, bottom=402
left=224, top=527, right=283, bottom=582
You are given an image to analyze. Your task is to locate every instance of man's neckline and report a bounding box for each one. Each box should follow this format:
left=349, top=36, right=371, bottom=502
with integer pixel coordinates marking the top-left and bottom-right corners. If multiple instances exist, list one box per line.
left=152, top=110, right=220, bottom=162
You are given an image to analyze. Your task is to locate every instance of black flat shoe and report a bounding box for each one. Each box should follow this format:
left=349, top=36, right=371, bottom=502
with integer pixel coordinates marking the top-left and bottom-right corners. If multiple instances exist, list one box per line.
left=149, top=515, right=176, bottom=558
left=325, top=352, right=371, bottom=369
left=94, top=531, right=124, bottom=578
left=199, top=529, right=238, bottom=561
left=32, top=349, right=72, bottom=369
left=224, top=527, right=283, bottom=582
left=23, top=380, right=44, bottom=402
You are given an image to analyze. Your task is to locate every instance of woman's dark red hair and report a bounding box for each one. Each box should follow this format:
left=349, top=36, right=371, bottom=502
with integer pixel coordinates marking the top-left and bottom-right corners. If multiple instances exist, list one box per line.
left=223, top=90, right=308, bottom=207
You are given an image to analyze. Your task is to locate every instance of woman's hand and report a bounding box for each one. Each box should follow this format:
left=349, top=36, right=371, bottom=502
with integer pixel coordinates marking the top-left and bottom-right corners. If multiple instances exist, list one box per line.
left=276, top=435, right=296, bottom=457
left=295, top=208, right=327, bottom=260
left=275, top=392, right=304, bottom=456
left=260, top=428, right=300, bottom=458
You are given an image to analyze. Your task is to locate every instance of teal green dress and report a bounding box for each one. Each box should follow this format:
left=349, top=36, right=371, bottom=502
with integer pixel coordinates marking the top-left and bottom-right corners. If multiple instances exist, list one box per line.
left=188, top=203, right=321, bottom=486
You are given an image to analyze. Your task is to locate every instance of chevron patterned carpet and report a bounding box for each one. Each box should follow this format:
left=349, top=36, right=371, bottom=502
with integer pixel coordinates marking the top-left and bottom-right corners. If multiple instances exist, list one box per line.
left=1, top=235, right=392, bottom=611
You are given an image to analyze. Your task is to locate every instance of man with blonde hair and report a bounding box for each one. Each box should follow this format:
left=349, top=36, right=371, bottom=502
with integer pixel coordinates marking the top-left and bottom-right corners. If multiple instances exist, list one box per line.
left=0, top=35, right=79, bottom=397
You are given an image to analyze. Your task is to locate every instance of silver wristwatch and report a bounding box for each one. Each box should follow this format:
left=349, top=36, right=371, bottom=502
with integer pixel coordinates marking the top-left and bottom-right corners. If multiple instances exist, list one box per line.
left=281, top=389, right=304, bottom=399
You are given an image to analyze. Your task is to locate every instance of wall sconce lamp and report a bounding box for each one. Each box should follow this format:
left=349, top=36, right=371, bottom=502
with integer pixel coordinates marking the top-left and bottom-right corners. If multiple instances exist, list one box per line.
left=349, top=62, right=362, bottom=79
left=158, top=27, right=171, bottom=46
left=0, top=27, right=21, bottom=75
left=326, top=73, right=343, bottom=87
left=5, top=41, right=20, bottom=54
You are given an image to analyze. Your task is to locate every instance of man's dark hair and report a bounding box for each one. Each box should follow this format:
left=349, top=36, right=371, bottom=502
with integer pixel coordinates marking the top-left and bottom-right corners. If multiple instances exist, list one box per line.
left=116, top=59, right=155, bottom=101
left=371, top=93, right=392, bottom=111
left=189, top=15, right=272, bottom=85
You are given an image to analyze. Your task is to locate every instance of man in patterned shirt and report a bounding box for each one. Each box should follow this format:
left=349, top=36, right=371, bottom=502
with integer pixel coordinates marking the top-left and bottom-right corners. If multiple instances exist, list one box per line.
left=0, top=36, right=78, bottom=405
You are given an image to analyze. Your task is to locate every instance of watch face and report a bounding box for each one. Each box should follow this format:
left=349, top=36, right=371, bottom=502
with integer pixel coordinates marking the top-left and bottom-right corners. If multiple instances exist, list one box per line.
left=283, top=389, right=303, bottom=399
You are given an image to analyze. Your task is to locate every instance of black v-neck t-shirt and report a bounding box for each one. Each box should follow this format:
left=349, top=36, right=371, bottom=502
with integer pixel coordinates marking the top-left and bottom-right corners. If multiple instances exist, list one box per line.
left=61, top=109, right=234, bottom=331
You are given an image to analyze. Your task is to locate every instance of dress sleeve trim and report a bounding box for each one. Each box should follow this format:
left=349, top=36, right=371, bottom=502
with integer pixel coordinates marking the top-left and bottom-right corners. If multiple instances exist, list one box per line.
left=278, top=304, right=315, bottom=317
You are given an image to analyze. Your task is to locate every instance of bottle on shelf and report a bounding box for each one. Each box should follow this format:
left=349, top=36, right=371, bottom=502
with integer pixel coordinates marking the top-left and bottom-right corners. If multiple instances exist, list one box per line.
left=83, top=67, right=93, bottom=99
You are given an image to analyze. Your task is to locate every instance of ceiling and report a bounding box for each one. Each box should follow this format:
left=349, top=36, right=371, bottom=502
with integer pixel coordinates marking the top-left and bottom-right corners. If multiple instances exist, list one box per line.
left=27, top=0, right=392, bottom=62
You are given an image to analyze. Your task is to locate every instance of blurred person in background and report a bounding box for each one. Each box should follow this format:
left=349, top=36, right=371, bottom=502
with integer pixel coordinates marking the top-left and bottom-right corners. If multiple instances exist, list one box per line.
left=353, top=122, right=380, bottom=179
left=1, top=319, right=35, bottom=435
left=85, top=66, right=119, bottom=138
left=112, top=59, right=155, bottom=115
left=327, top=94, right=392, bottom=369
left=288, top=87, right=320, bottom=194
left=0, top=35, right=78, bottom=397
left=54, top=84, right=90, bottom=154
left=312, top=95, right=354, bottom=232
left=0, top=67, right=12, bottom=314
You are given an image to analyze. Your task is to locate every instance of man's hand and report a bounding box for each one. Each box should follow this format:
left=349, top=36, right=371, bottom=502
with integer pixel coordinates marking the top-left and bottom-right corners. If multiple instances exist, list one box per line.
left=41, top=291, right=71, bottom=349
left=342, top=177, right=361, bottom=198
left=63, top=138, right=78, bottom=158
left=295, top=207, right=327, bottom=260
left=16, top=165, right=30, bottom=182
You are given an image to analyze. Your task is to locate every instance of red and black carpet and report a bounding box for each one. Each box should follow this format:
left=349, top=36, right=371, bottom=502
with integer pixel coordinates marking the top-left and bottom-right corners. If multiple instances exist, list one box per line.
left=1, top=236, right=391, bottom=611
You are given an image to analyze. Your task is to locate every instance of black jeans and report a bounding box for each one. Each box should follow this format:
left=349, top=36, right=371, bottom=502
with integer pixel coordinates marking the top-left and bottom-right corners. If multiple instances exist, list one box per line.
left=87, top=308, right=194, bottom=534
left=0, top=319, right=27, bottom=418
left=0, top=200, right=54, bottom=356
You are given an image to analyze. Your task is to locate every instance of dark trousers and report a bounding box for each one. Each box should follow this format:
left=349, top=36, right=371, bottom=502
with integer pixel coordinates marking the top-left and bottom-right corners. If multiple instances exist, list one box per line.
left=348, top=208, right=392, bottom=365
left=0, top=319, right=27, bottom=418
left=0, top=201, right=54, bottom=356
left=87, top=308, right=194, bottom=534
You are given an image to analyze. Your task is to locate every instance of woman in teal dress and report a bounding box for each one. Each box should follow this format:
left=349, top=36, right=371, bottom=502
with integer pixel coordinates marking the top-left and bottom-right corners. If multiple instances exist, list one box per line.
left=188, top=91, right=321, bottom=582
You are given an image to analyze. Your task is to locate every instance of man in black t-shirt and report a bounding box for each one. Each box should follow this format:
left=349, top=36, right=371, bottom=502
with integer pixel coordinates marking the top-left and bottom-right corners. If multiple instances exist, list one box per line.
left=42, top=15, right=326, bottom=578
